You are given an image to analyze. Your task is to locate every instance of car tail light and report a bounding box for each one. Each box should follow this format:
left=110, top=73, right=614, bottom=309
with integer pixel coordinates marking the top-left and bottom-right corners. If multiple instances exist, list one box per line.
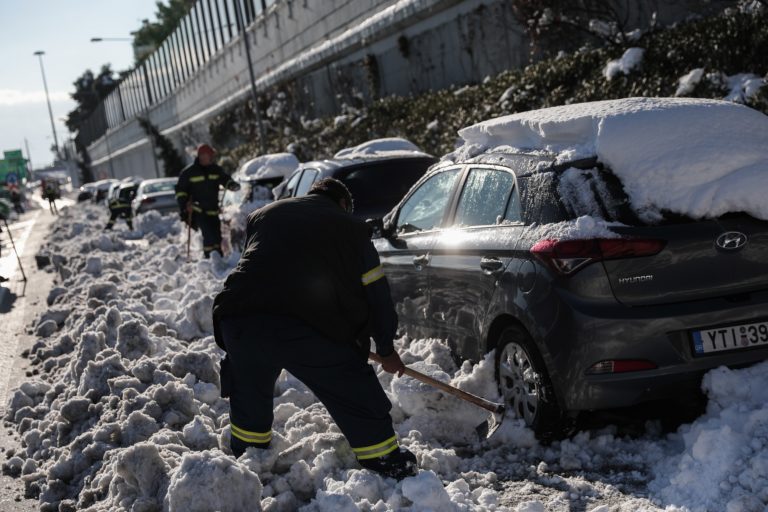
left=586, top=359, right=657, bottom=375
left=141, top=197, right=156, bottom=204
left=530, top=238, right=665, bottom=275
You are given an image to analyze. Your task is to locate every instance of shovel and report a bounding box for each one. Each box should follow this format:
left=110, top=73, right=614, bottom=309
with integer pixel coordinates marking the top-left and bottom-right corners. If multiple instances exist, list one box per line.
left=369, top=351, right=505, bottom=439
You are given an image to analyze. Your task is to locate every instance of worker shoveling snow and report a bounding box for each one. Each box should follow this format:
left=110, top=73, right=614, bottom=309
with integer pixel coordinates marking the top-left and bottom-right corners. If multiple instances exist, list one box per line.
left=2, top=199, right=768, bottom=511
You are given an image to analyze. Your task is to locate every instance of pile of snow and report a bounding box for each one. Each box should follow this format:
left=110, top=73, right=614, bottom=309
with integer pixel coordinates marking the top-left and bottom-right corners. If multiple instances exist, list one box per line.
left=233, top=153, right=300, bottom=182
left=334, top=138, right=432, bottom=160
left=603, top=48, right=645, bottom=80
left=451, top=97, right=768, bottom=223
left=3, top=201, right=768, bottom=511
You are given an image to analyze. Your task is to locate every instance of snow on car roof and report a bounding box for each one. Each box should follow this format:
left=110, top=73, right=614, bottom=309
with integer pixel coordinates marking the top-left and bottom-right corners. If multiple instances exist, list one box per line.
left=451, top=97, right=768, bottom=221
left=333, top=137, right=432, bottom=160
left=234, top=153, right=300, bottom=181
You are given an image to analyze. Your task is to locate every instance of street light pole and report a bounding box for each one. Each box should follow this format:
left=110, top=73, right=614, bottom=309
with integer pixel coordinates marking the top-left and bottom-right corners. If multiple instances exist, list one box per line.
left=233, top=0, right=267, bottom=154
left=33, top=51, right=61, bottom=160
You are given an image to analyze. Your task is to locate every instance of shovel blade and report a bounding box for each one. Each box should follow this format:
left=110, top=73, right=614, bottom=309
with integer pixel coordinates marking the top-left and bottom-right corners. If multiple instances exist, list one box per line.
left=475, top=409, right=505, bottom=440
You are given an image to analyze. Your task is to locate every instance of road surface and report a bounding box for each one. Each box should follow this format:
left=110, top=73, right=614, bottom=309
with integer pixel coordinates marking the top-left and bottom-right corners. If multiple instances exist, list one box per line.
left=0, top=195, right=73, bottom=511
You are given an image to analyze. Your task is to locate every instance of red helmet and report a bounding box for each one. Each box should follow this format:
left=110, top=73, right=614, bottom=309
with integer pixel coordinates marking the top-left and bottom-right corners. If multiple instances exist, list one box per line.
left=197, top=144, right=216, bottom=157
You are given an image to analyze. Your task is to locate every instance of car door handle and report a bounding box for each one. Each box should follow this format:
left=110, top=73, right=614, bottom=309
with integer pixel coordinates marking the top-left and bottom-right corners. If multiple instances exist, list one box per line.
left=412, top=254, right=430, bottom=269
left=480, top=257, right=504, bottom=275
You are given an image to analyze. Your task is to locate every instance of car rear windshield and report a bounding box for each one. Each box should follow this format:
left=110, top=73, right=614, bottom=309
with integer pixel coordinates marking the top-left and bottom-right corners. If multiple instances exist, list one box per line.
left=337, top=159, right=433, bottom=213
left=144, top=181, right=176, bottom=194
left=552, top=166, right=698, bottom=226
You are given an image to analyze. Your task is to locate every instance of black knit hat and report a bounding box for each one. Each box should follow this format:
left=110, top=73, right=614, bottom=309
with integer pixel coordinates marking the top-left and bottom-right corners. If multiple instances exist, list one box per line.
left=308, top=177, right=353, bottom=213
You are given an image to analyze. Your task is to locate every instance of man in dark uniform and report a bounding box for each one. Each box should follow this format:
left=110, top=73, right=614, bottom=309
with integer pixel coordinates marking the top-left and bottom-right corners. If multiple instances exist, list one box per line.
left=105, top=182, right=137, bottom=231
left=175, top=144, right=239, bottom=258
left=213, top=178, right=418, bottom=480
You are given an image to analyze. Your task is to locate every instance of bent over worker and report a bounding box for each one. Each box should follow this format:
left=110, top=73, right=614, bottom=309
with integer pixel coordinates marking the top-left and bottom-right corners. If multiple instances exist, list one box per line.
left=105, top=182, right=137, bottom=231
left=212, top=178, right=418, bottom=480
left=175, top=144, right=239, bottom=258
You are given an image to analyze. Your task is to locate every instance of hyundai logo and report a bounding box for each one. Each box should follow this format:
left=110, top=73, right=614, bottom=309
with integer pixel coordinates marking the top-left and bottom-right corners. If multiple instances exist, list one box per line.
left=715, top=231, right=748, bottom=251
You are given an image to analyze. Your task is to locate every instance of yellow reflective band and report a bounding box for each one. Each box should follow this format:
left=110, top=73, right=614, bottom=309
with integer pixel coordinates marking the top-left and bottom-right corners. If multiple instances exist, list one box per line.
left=189, top=176, right=205, bottom=183
left=208, top=174, right=219, bottom=180
left=352, top=435, right=398, bottom=460
left=205, top=210, right=219, bottom=216
left=192, top=205, right=203, bottom=212
left=361, top=265, right=385, bottom=286
left=231, top=424, right=272, bottom=443
left=176, top=191, right=188, bottom=197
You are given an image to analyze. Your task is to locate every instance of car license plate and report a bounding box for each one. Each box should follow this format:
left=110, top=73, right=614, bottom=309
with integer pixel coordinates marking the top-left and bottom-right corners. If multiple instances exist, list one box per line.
left=692, top=320, right=768, bottom=355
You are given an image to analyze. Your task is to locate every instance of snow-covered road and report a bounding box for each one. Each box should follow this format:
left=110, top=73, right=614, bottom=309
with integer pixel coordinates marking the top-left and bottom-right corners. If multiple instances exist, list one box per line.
left=1, top=201, right=767, bottom=512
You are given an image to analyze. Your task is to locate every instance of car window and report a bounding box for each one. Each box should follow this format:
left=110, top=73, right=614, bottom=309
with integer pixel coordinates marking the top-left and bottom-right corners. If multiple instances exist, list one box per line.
left=454, top=168, right=515, bottom=227
left=503, top=187, right=523, bottom=223
left=144, top=181, right=176, bottom=194
left=396, top=169, right=460, bottom=234
left=295, top=169, right=319, bottom=197
left=279, top=170, right=303, bottom=199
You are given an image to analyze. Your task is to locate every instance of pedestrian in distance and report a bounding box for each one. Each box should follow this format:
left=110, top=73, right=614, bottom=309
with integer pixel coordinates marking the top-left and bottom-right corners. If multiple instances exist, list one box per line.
left=212, top=177, right=418, bottom=480
left=175, top=144, right=240, bottom=258
left=105, top=183, right=137, bottom=231
left=41, top=178, right=60, bottom=215
left=8, top=184, right=24, bottom=214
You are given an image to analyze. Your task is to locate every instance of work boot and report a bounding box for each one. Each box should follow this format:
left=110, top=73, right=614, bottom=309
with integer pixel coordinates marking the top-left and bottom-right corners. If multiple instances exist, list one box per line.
left=358, top=447, right=418, bottom=480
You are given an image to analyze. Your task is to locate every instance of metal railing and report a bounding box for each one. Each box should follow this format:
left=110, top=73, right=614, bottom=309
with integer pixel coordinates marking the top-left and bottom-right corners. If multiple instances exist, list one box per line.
left=80, top=0, right=277, bottom=147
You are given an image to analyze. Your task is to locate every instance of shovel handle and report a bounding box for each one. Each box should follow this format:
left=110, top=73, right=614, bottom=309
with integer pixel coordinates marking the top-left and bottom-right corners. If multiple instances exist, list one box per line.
left=369, top=352, right=503, bottom=414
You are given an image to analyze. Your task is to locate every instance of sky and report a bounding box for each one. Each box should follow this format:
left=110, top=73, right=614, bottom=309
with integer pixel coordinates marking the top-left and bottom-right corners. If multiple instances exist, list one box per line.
left=0, top=0, right=159, bottom=170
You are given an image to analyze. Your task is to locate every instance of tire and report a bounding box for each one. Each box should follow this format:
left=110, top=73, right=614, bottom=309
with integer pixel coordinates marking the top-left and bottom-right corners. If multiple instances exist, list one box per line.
left=494, top=325, right=567, bottom=442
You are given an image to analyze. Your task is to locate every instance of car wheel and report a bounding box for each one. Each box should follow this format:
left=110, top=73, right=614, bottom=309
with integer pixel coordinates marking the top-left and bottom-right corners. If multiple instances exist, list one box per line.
left=495, top=325, right=566, bottom=441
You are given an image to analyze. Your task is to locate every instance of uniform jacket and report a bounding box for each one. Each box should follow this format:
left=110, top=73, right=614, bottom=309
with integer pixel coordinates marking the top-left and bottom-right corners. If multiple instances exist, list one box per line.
left=213, top=194, right=397, bottom=352
left=175, top=159, right=234, bottom=214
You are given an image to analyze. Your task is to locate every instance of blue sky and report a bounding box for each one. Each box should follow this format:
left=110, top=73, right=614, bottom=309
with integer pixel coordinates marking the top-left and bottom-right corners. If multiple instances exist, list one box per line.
left=0, top=0, right=159, bottom=169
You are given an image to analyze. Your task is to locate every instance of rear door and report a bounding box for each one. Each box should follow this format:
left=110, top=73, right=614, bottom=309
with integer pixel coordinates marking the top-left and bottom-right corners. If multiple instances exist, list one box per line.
left=375, top=168, right=462, bottom=334
left=428, top=166, right=525, bottom=359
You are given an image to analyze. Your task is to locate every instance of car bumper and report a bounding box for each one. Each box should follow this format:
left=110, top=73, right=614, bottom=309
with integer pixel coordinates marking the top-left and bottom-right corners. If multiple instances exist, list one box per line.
left=541, top=288, right=768, bottom=411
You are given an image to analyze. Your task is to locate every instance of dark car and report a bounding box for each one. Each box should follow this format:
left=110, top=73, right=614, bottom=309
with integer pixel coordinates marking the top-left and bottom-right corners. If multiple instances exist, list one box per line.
left=92, top=178, right=119, bottom=204
left=275, top=138, right=436, bottom=220
left=371, top=101, right=768, bottom=439
left=77, top=183, right=97, bottom=202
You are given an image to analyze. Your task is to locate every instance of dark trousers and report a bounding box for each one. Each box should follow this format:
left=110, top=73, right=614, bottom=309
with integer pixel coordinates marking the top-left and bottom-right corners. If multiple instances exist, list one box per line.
left=219, top=314, right=395, bottom=456
left=106, top=209, right=133, bottom=230
left=195, top=212, right=221, bottom=258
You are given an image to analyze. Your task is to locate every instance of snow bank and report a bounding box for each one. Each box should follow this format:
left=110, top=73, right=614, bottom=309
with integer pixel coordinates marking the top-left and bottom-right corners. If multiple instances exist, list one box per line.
left=0, top=203, right=505, bottom=511
left=3, top=200, right=768, bottom=511
left=451, top=97, right=768, bottom=222
left=233, top=153, right=300, bottom=182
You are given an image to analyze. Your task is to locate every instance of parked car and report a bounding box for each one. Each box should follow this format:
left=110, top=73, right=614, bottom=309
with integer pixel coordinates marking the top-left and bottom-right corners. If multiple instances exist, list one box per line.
left=132, top=177, right=179, bottom=215
left=370, top=98, right=768, bottom=439
left=220, top=153, right=300, bottom=254
left=77, top=183, right=97, bottom=202
left=275, top=138, right=436, bottom=220
left=92, top=178, right=119, bottom=204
